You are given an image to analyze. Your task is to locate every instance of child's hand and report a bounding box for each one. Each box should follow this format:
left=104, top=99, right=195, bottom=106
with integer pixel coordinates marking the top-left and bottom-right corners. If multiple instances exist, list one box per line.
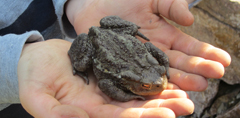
left=18, top=39, right=194, bottom=118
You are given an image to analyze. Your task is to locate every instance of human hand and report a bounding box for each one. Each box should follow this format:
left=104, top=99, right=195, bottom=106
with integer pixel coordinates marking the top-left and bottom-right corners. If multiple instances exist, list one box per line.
left=66, top=0, right=231, bottom=91
left=18, top=39, right=194, bottom=118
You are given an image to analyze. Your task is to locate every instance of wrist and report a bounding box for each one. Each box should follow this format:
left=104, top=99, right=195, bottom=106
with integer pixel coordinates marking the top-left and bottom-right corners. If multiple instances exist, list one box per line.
left=65, top=0, right=96, bottom=34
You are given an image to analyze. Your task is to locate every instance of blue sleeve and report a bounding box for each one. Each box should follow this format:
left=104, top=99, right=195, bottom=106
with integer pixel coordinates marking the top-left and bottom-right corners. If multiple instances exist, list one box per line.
left=52, top=0, right=77, bottom=39
left=0, top=31, right=44, bottom=105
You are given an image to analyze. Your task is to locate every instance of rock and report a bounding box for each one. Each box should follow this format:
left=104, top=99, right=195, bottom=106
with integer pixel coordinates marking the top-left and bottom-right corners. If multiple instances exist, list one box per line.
left=202, top=81, right=240, bottom=117
left=217, top=102, right=240, bottom=118
left=197, top=0, right=240, bottom=29
left=210, top=85, right=240, bottom=116
left=187, top=79, right=220, bottom=117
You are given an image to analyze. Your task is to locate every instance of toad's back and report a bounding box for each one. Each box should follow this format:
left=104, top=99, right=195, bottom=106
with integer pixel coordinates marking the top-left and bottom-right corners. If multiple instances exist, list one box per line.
left=89, top=26, right=156, bottom=80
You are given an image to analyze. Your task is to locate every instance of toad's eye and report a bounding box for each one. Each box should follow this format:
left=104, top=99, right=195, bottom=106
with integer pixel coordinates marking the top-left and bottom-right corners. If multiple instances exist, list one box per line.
left=142, top=84, right=150, bottom=89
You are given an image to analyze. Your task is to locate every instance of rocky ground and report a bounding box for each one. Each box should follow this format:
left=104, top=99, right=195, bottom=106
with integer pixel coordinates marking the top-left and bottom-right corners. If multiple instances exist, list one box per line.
left=170, top=0, right=240, bottom=117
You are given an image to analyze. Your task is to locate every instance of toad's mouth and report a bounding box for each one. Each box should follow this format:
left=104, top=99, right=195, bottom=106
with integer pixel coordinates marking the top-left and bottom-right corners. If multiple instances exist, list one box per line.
left=142, top=83, right=151, bottom=89
left=123, top=75, right=168, bottom=96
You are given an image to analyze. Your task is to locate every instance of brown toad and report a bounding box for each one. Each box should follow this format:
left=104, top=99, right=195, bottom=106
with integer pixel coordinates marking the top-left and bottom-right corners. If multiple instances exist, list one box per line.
left=68, top=16, right=169, bottom=102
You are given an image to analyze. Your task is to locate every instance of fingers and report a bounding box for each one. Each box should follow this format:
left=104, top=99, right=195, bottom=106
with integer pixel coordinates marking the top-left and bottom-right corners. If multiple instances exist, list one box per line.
left=171, top=35, right=231, bottom=67
left=153, top=0, right=194, bottom=26
left=152, top=39, right=227, bottom=90
left=167, top=82, right=181, bottom=90
left=169, top=68, right=208, bottom=91
left=167, top=50, right=225, bottom=79
left=145, top=19, right=231, bottom=70
left=97, top=97, right=194, bottom=117
left=109, top=90, right=193, bottom=117
left=146, top=90, right=189, bottom=99
left=91, top=105, right=178, bottom=118
left=91, top=105, right=176, bottom=118
left=120, top=108, right=176, bottom=118
left=140, top=98, right=194, bottom=116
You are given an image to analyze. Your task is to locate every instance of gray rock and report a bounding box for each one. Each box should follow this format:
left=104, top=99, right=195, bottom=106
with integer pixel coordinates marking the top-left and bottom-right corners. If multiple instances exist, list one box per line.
left=201, top=82, right=240, bottom=117
left=187, top=79, right=220, bottom=117
left=197, top=0, right=240, bottom=29
left=217, top=102, right=240, bottom=118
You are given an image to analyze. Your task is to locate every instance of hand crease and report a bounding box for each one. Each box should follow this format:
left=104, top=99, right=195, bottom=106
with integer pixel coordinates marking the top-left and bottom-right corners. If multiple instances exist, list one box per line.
left=175, top=54, right=185, bottom=70
left=187, top=39, right=198, bottom=55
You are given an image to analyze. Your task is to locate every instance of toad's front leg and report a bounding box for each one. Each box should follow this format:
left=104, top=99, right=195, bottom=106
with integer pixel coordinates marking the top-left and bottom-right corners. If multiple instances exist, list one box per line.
left=68, top=33, right=94, bottom=84
left=145, top=42, right=170, bottom=79
left=98, top=79, right=145, bottom=102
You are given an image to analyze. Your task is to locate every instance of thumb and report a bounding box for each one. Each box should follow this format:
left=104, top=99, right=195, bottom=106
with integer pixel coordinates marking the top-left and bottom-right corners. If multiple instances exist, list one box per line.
left=154, top=0, right=194, bottom=26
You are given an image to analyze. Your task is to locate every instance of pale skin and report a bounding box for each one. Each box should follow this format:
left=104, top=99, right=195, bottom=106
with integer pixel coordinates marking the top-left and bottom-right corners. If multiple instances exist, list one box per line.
left=18, top=0, right=231, bottom=118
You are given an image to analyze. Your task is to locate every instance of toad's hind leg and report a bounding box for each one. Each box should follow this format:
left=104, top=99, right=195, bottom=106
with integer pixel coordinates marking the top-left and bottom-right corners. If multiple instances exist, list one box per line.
left=98, top=79, right=145, bottom=102
left=100, top=16, right=134, bottom=29
left=100, top=16, right=149, bottom=41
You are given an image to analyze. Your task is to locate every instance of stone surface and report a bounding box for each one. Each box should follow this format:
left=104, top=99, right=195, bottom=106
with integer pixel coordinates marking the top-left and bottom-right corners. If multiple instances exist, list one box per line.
left=171, top=0, right=240, bottom=117
left=202, top=81, right=240, bottom=117
left=187, top=79, right=220, bottom=117
left=217, top=102, right=240, bottom=118
left=198, top=0, right=240, bottom=29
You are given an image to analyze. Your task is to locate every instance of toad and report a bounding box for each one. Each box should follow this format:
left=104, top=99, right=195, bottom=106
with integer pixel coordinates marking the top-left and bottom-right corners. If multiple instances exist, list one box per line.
left=68, top=16, right=169, bottom=102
